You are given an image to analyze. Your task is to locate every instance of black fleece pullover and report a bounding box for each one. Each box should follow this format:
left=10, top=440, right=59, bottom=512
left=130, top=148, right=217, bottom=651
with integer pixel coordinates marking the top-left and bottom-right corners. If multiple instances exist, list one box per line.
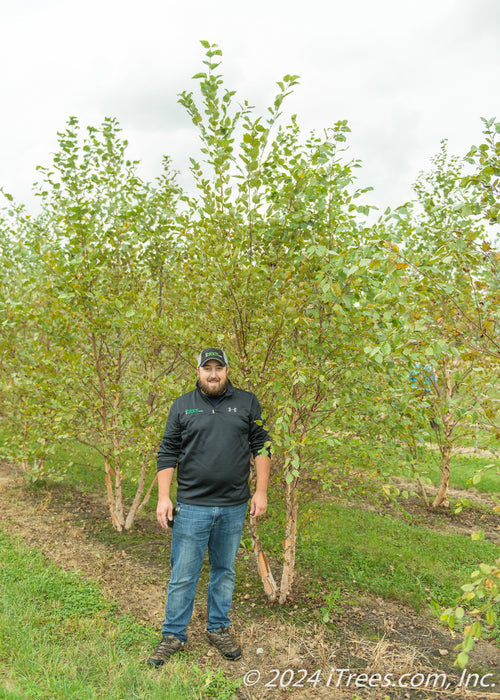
left=157, top=380, right=270, bottom=506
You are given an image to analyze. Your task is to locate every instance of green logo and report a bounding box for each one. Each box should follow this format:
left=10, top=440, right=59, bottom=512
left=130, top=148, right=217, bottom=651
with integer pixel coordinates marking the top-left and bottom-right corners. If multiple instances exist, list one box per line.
left=185, top=408, right=200, bottom=414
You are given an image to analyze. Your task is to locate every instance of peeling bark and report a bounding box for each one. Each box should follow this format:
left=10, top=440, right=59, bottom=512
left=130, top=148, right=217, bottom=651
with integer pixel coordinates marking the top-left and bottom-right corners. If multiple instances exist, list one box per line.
left=279, top=477, right=298, bottom=603
left=248, top=516, right=278, bottom=601
left=124, top=463, right=158, bottom=531
left=104, top=458, right=123, bottom=531
left=432, top=434, right=452, bottom=508
left=432, top=363, right=454, bottom=509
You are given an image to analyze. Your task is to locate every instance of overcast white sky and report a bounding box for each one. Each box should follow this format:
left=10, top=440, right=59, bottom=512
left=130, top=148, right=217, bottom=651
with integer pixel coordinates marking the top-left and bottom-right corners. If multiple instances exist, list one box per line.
left=1, top=0, right=499, bottom=215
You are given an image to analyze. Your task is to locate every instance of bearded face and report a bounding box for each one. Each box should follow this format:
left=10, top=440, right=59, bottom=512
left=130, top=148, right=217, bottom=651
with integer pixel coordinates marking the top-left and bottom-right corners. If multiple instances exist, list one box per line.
left=197, top=361, right=229, bottom=397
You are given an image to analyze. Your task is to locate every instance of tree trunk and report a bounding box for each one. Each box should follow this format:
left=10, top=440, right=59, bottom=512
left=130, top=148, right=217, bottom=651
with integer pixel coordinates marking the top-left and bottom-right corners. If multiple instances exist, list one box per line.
left=124, top=459, right=158, bottom=530
left=432, top=363, right=454, bottom=509
left=432, top=438, right=452, bottom=508
left=417, top=476, right=430, bottom=507
left=279, top=476, right=299, bottom=603
left=21, top=421, right=30, bottom=473
left=246, top=456, right=278, bottom=600
left=104, top=457, right=123, bottom=531
left=432, top=411, right=453, bottom=508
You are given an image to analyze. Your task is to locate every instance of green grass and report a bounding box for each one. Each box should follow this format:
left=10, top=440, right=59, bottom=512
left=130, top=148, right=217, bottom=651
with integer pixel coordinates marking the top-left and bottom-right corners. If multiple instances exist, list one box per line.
left=0, top=426, right=149, bottom=505
left=424, top=452, right=500, bottom=493
left=328, top=438, right=500, bottom=495
left=288, top=502, right=499, bottom=610
left=0, top=530, right=240, bottom=700
left=255, top=495, right=500, bottom=647
left=2, top=427, right=499, bottom=667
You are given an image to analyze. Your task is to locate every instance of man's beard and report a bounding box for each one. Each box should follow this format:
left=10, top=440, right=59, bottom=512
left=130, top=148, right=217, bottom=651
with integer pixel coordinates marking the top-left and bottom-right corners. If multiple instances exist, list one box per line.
left=198, top=376, right=229, bottom=397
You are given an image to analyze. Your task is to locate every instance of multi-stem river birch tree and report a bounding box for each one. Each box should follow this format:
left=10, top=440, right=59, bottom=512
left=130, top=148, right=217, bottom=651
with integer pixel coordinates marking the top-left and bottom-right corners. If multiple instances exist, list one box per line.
left=4, top=118, right=186, bottom=530
left=174, top=42, right=398, bottom=602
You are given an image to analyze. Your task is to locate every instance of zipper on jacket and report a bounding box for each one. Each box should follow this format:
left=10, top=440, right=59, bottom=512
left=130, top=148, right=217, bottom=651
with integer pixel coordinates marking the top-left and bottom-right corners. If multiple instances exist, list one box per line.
left=196, top=383, right=232, bottom=415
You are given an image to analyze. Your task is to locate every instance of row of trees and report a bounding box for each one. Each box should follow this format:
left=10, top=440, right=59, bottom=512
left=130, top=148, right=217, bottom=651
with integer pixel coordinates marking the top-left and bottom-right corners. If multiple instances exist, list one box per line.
left=1, top=44, right=499, bottom=623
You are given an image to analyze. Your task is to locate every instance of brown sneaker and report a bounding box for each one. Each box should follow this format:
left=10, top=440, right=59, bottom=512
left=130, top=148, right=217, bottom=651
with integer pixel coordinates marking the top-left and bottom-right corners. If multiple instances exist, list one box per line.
left=147, top=635, right=184, bottom=667
left=206, top=626, right=242, bottom=660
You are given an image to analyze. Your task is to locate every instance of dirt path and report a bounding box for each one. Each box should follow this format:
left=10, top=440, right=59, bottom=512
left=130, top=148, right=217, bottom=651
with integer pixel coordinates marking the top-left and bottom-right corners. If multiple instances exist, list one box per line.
left=1, top=462, right=498, bottom=699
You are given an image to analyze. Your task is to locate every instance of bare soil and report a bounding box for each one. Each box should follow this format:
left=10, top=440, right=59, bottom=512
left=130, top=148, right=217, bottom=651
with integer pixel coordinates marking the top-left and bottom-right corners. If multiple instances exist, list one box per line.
left=0, top=461, right=498, bottom=699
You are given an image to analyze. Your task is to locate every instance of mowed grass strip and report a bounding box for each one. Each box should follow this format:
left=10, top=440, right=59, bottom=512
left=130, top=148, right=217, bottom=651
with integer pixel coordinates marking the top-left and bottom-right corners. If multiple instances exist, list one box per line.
left=0, top=529, right=240, bottom=700
left=291, top=501, right=499, bottom=614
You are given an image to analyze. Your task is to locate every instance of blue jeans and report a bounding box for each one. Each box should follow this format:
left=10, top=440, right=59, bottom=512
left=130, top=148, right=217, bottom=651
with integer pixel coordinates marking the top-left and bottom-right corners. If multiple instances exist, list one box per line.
left=162, top=502, right=248, bottom=643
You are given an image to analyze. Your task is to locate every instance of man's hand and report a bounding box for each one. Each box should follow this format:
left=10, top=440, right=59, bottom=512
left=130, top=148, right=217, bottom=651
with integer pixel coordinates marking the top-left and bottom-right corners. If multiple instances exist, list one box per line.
left=250, top=491, right=267, bottom=519
left=157, top=497, right=173, bottom=530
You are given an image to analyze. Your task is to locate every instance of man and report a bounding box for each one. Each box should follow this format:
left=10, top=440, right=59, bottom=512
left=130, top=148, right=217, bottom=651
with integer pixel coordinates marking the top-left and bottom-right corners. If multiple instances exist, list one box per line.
left=147, top=348, right=271, bottom=667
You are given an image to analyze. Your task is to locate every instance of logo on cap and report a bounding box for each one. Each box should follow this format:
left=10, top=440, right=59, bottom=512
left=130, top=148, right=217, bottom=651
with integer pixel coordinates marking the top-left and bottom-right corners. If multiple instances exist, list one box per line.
left=197, top=348, right=228, bottom=367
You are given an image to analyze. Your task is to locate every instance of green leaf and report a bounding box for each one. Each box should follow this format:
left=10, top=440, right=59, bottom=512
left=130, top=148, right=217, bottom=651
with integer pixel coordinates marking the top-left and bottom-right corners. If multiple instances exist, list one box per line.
left=471, top=621, right=482, bottom=637
left=486, top=609, right=496, bottom=626
left=462, top=635, right=475, bottom=653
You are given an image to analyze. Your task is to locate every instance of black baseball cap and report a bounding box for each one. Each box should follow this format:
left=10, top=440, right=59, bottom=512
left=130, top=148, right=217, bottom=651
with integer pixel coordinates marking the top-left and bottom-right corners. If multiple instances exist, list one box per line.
left=197, top=348, right=228, bottom=367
